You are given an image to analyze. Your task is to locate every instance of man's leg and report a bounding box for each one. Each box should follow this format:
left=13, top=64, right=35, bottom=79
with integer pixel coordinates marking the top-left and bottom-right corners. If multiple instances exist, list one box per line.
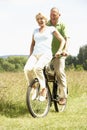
left=53, top=57, right=68, bottom=99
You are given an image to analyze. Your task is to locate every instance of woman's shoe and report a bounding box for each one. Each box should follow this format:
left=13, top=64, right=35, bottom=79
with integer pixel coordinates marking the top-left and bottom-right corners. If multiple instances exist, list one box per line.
left=39, top=95, right=46, bottom=101
left=39, top=88, right=47, bottom=102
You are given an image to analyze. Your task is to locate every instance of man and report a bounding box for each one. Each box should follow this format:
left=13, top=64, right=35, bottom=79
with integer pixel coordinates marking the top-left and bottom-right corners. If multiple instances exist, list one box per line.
left=47, top=7, right=69, bottom=105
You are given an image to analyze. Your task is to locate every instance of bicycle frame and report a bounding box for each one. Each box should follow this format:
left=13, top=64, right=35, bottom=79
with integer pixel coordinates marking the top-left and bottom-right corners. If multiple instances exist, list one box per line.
left=43, top=66, right=58, bottom=101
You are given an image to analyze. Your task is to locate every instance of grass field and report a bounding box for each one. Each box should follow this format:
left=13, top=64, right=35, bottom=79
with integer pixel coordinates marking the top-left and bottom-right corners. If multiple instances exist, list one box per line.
left=0, top=71, right=87, bottom=130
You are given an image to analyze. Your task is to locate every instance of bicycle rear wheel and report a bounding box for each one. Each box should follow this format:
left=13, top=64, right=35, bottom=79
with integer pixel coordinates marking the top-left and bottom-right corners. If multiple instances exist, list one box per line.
left=53, top=82, right=67, bottom=112
left=57, top=100, right=67, bottom=112
left=53, top=82, right=58, bottom=112
left=26, top=78, right=51, bottom=118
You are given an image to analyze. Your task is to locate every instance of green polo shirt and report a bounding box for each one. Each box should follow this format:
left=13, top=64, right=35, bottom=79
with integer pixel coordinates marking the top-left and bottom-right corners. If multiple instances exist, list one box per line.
left=47, top=21, right=67, bottom=55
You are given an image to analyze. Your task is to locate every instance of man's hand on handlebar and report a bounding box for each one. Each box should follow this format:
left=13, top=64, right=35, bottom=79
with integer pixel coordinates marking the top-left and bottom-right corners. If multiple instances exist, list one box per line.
left=55, top=50, right=62, bottom=57
left=61, top=50, right=69, bottom=56
left=55, top=50, right=69, bottom=58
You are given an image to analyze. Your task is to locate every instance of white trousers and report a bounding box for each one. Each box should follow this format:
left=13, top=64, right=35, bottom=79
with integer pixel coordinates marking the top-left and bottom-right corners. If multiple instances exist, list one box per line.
left=24, top=54, right=52, bottom=89
left=53, top=56, right=68, bottom=98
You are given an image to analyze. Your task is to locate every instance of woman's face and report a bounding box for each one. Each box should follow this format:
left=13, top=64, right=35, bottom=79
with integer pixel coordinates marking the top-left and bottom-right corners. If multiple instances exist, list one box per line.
left=36, top=13, right=47, bottom=27
left=37, top=17, right=46, bottom=27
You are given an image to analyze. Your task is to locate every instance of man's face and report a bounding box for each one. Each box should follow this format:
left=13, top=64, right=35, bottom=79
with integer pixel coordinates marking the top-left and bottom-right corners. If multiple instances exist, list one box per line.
left=50, top=10, right=60, bottom=25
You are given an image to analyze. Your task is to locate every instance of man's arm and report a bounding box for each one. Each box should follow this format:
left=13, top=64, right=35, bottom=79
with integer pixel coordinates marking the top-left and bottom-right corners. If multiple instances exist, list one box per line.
left=60, top=23, right=69, bottom=56
left=53, top=30, right=65, bottom=57
left=62, top=37, right=70, bottom=56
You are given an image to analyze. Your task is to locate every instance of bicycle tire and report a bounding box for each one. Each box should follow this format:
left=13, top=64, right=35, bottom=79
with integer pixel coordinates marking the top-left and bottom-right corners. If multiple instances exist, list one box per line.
left=53, top=82, right=58, bottom=112
left=26, top=78, right=51, bottom=118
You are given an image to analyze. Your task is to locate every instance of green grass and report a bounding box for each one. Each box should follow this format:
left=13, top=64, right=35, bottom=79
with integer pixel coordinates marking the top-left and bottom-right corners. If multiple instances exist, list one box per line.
left=0, top=71, right=87, bottom=130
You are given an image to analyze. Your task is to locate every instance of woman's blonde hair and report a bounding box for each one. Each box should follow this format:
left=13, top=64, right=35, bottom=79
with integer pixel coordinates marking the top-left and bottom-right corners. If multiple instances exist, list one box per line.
left=36, top=13, right=48, bottom=23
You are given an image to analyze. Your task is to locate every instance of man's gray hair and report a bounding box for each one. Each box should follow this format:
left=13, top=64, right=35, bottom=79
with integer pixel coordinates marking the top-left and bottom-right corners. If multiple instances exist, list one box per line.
left=51, top=7, right=59, bottom=13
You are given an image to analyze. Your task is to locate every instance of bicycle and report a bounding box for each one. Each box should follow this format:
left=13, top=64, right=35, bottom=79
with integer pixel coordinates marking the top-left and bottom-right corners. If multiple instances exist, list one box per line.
left=26, top=57, right=67, bottom=118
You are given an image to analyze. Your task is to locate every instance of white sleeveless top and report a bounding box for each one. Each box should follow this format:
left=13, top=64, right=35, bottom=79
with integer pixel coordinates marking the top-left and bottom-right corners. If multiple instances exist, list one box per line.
left=32, top=26, right=56, bottom=56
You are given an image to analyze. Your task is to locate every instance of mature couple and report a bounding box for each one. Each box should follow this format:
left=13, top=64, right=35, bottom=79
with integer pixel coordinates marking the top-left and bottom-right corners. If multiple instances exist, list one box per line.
left=24, top=7, right=68, bottom=104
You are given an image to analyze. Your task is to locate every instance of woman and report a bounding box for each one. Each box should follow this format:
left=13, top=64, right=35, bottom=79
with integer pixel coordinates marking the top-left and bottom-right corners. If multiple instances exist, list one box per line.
left=24, top=13, right=65, bottom=101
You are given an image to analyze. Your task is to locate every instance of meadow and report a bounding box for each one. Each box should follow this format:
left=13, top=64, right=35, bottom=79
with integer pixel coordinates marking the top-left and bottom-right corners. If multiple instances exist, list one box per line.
left=0, top=71, right=87, bottom=130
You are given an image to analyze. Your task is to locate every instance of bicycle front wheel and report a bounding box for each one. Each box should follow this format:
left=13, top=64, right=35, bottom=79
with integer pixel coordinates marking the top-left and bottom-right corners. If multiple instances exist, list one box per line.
left=53, top=82, right=67, bottom=112
left=26, top=78, right=51, bottom=118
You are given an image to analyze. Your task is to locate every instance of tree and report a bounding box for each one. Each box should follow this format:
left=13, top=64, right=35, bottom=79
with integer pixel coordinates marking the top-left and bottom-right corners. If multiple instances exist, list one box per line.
left=77, top=44, right=87, bottom=70
left=0, top=56, right=28, bottom=72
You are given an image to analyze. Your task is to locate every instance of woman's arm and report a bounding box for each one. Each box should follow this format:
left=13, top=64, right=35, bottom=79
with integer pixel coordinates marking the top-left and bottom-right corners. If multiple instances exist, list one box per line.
left=29, top=35, right=35, bottom=56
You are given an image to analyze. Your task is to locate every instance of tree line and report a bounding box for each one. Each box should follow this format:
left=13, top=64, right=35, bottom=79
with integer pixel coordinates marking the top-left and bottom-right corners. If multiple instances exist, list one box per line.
left=0, top=56, right=27, bottom=72
left=66, top=44, right=87, bottom=70
left=0, top=44, right=87, bottom=72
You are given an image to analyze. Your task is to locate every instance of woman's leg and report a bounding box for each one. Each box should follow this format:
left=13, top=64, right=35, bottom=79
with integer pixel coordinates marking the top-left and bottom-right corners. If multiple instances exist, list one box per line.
left=24, top=55, right=37, bottom=85
left=34, top=54, right=52, bottom=89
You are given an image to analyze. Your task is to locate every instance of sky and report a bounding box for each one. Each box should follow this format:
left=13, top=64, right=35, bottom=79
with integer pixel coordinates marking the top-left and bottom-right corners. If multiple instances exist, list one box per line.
left=0, top=0, right=87, bottom=56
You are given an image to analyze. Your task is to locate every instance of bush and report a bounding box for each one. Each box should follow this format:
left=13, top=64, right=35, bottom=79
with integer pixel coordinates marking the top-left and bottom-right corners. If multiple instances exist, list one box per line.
left=2, top=61, right=15, bottom=71
left=0, top=56, right=28, bottom=72
left=75, top=65, right=84, bottom=71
